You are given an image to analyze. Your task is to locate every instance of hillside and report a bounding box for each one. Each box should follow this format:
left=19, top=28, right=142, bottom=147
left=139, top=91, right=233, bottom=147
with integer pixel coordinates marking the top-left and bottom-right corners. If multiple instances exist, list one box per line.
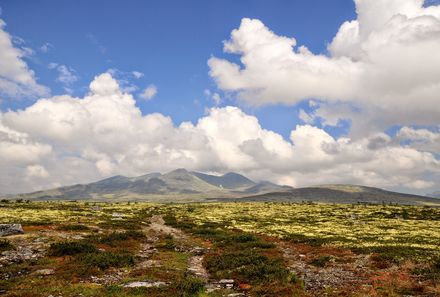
left=10, top=169, right=291, bottom=201
left=427, top=191, right=440, bottom=199
left=6, top=173, right=440, bottom=206
left=219, top=184, right=440, bottom=206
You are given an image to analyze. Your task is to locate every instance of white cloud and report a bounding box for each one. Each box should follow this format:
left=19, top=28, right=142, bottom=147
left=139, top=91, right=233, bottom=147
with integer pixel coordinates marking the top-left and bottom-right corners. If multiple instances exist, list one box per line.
left=48, top=63, right=78, bottom=92
left=107, top=68, right=140, bottom=93
left=298, top=109, right=314, bottom=124
left=0, top=19, right=48, bottom=99
left=132, top=71, right=144, bottom=79
left=208, top=1, right=440, bottom=136
left=140, top=84, right=157, bottom=100
left=396, top=126, right=440, bottom=152
left=40, top=42, right=53, bottom=53
left=1, top=73, right=439, bottom=194
left=56, top=65, right=77, bottom=85
left=26, top=164, right=49, bottom=179
left=204, top=89, right=222, bottom=106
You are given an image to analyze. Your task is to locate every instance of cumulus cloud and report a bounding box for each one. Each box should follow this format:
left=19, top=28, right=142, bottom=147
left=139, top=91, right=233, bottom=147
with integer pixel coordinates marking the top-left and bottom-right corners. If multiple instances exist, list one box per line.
left=208, top=0, right=440, bottom=136
left=0, top=19, right=48, bottom=99
left=48, top=63, right=78, bottom=89
left=1, top=72, right=439, bottom=194
left=140, top=84, right=158, bottom=100
left=396, top=126, right=440, bottom=152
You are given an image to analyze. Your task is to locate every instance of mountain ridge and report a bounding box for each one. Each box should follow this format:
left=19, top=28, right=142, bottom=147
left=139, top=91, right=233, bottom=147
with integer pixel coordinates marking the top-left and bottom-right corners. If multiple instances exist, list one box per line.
left=4, top=170, right=440, bottom=206
left=8, top=169, right=291, bottom=201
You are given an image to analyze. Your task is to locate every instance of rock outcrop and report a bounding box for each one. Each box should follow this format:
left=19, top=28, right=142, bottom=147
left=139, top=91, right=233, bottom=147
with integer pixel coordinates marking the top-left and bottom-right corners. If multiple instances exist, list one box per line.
left=0, top=224, right=24, bottom=237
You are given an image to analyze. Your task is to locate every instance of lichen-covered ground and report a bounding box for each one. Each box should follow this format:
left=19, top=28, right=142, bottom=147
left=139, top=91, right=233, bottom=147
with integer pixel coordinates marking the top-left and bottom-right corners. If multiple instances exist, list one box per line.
left=1, top=201, right=439, bottom=296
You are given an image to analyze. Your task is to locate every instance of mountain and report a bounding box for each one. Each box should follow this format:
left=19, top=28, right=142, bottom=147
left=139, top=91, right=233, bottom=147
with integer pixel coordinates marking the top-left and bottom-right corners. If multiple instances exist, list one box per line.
left=427, top=191, right=440, bottom=199
left=10, top=169, right=291, bottom=201
left=215, top=184, right=440, bottom=206
left=192, top=171, right=255, bottom=189
left=7, top=173, right=440, bottom=206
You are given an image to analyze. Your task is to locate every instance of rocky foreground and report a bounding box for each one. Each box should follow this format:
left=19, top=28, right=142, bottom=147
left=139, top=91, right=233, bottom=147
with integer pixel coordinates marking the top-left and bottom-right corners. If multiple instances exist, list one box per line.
left=1, top=201, right=440, bottom=296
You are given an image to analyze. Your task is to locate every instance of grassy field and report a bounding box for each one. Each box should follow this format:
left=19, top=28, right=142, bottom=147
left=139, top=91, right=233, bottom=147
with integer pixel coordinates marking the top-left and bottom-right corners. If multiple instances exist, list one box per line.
left=0, top=201, right=439, bottom=296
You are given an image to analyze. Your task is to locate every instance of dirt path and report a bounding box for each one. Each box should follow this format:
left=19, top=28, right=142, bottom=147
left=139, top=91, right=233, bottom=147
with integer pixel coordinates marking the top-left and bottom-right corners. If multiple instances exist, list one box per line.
left=148, top=215, right=210, bottom=281
left=149, top=215, right=187, bottom=239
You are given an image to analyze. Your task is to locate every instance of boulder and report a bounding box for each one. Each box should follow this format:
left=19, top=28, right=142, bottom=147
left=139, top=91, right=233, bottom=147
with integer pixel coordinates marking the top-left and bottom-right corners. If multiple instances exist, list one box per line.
left=123, top=281, right=167, bottom=288
left=0, top=224, right=24, bottom=237
left=34, top=269, right=55, bottom=276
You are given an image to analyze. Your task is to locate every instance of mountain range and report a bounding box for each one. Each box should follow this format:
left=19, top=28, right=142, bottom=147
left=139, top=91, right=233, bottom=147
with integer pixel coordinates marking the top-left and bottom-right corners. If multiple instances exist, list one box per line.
left=7, top=169, right=440, bottom=206
left=11, top=169, right=291, bottom=202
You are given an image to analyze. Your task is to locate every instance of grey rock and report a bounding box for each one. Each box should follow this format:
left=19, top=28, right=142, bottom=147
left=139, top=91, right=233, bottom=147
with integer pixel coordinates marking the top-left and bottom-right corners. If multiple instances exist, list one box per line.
left=124, top=281, right=167, bottom=288
left=35, top=269, right=55, bottom=276
left=0, top=224, right=24, bottom=237
left=219, top=279, right=235, bottom=284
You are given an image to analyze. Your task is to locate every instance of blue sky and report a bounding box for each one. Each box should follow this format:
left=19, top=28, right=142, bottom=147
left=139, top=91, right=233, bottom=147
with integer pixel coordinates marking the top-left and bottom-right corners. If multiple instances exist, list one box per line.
left=1, top=0, right=440, bottom=195
left=0, top=0, right=355, bottom=138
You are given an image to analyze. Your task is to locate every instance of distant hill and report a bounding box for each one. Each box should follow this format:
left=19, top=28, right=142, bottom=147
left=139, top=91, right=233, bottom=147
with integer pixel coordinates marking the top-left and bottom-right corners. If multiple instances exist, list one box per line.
left=10, top=169, right=292, bottom=201
left=427, top=191, right=440, bottom=199
left=215, top=184, right=440, bottom=206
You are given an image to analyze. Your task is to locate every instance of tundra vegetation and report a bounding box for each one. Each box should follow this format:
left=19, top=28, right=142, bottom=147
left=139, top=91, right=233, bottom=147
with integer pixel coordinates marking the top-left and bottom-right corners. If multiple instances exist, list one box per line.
left=0, top=201, right=439, bottom=296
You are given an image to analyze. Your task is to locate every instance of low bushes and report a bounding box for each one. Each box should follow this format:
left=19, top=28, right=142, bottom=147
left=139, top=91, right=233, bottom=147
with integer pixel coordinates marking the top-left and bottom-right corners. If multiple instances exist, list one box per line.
left=156, top=234, right=176, bottom=250
left=0, top=239, right=14, bottom=252
left=57, top=224, right=90, bottom=231
left=80, top=251, right=134, bottom=270
left=309, top=255, right=332, bottom=267
left=86, top=230, right=145, bottom=246
left=205, top=250, right=289, bottom=284
left=48, top=241, right=97, bottom=256
left=171, top=277, right=205, bottom=296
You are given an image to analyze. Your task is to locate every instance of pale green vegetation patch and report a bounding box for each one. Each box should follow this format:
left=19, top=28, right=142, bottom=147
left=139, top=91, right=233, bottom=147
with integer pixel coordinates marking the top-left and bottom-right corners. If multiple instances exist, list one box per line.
left=160, top=202, right=440, bottom=261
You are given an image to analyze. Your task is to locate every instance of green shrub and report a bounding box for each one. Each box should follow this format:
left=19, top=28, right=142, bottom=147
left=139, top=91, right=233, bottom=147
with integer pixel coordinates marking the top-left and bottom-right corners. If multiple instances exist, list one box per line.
left=57, top=224, right=90, bottom=231
left=157, top=234, right=176, bottom=250
left=354, top=245, right=429, bottom=263
left=287, top=273, right=304, bottom=288
left=91, top=230, right=145, bottom=246
left=98, top=220, right=140, bottom=230
left=284, top=233, right=331, bottom=246
left=0, top=239, right=14, bottom=252
left=414, top=257, right=440, bottom=281
left=309, top=255, right=332, bottom=267
left=80, top=251, right=134, bottom=270
left=172, top=277, right=205, bottom=296
left=49, top=241, right=98, bottom=256
left=205, top=250, right=289, bottom=284
left=232, top=233, right=258, bottom=242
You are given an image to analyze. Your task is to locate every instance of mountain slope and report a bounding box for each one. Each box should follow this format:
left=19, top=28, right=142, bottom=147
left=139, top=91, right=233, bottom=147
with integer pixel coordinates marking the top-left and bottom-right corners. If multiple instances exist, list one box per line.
left=226, top=184, right=440, bottom=206
left=11, top=169, right=290, bottom=201
left=427, top=191, right=440, bottom=199
left=192, top=171, right=255, bottom=189
left=8, top=173, right=440, bottom=206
